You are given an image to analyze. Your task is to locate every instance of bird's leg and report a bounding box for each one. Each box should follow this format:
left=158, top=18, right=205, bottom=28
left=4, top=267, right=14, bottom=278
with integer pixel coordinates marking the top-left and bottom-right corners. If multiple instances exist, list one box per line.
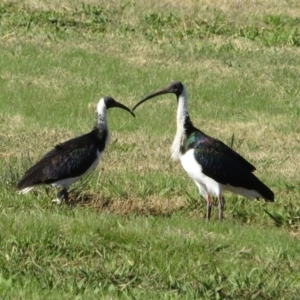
left=206, top=195, right=212, bottom=221
left=218, top=195, right=225, bottom=221
left=52, top=188, right=68, bottom=205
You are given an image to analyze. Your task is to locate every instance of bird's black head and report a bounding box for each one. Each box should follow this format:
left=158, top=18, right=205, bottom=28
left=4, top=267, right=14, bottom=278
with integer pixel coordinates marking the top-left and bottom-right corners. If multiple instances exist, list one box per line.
left=103, top=96, right=135, bottom=117
left=131, top=81, right=184, bottom=112
left=166, top=81, right=184, bottom=96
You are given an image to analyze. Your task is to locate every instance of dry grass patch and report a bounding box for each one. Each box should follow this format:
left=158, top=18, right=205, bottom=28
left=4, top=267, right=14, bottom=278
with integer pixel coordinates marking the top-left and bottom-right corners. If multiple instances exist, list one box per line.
left=10, top=0, right=300, bottom=18
left=4, top=0, right=103, bottom=11
left=1, top=70, right=69, bottom=95
left=198, top=0, right=300, bottom=20
left=0, top=119, right=76, bottom=161
left=82, top=194, right=186, bottom=216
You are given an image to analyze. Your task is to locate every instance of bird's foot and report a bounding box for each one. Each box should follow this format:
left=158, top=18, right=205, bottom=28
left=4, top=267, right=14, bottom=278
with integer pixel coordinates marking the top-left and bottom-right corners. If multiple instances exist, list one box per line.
left=218, top=196, right=225, bottom=221
left=206, top=208, right=212, bottom=222
left=206, top=195, right=212, bottom=221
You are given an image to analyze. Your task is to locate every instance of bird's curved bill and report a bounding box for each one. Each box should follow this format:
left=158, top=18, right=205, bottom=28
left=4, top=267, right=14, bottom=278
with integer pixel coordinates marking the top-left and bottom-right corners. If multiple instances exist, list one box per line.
left=115, top=102, right=135, bottom=117
left=131, top=86, right=171, bottom=112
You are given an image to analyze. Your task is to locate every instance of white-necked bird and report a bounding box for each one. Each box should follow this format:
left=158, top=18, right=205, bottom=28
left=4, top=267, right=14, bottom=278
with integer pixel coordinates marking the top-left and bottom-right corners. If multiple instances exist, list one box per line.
left=17, top=96, right=134, bottom=204
left=132, top=82, right=274, bottom=221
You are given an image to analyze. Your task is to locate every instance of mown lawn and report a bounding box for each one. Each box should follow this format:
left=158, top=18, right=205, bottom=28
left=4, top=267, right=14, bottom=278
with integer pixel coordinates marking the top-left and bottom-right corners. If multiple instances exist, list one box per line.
left=0, top=0, right=300, bottom=298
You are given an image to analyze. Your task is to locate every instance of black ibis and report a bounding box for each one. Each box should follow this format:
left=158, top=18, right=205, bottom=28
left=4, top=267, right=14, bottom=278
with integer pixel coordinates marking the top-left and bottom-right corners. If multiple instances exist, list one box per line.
left=17, top=97, right=134, bottom=204
left=132, top=81, right=274, bottom=221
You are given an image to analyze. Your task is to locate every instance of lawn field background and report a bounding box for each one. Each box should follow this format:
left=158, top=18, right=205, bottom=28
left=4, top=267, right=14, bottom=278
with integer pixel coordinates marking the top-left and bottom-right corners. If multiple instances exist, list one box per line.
left=0, top=0, right=300, bottom=298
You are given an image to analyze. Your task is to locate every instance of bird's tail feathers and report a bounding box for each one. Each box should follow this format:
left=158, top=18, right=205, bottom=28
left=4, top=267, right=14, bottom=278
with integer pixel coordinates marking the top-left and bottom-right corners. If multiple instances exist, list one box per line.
left=17, top=186, right=34, bottom=194
left=252, top=176, right=274, bottom=202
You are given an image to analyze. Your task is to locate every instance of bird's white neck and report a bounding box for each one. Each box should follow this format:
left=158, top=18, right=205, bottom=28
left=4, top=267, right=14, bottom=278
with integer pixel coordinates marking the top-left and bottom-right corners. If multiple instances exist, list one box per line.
left=95, top=99, right=108, bottom=131
left=94, top=99, right=110, bottom=146
left=171, top=85, right=189, bottom=160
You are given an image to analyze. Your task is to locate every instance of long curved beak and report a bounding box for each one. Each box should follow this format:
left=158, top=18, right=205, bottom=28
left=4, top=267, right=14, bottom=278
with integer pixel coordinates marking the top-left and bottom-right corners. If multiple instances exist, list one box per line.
left=131, top=86, right=171, bottom=112
left=115, top=102, right=135, bottom=117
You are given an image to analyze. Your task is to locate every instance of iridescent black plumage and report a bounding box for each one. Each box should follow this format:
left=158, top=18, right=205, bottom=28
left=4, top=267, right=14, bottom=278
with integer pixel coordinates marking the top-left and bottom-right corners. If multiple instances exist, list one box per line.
left=17, top=131, right=105, bottom=188
left=182, top=124, right=274, bottom=201
left=17, top=96, right=134, bottom=203
left=132, top=81, right=274, bottom=221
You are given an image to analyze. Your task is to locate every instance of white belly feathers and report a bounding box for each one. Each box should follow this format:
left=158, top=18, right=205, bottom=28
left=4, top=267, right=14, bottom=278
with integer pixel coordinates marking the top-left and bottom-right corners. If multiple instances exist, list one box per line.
left=179, top=149, right=222, bottom=198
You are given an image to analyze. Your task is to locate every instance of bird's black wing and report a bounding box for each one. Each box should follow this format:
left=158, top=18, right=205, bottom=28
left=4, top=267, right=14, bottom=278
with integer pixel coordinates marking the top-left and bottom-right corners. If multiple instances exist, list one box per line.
left=44, top=144, right=99, bottom=180
left=187, top=131, right=256, bottom=187
left=17, top=134, right=100, bottom=189
left=186, top=131, right=274, bottom=201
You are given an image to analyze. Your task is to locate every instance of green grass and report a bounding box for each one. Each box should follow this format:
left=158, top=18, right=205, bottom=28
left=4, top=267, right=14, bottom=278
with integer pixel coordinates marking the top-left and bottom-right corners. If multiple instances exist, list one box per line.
left=1, top=0, right=300, bottom=298
left=1, top=211, right=300, bottom=299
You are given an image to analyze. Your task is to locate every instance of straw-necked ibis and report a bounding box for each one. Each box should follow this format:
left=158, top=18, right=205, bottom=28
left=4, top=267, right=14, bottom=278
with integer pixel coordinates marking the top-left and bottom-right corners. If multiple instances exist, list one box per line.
left=132, top=82, right=274, bottom=221
left=17, top=97, right=134, bottom=204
